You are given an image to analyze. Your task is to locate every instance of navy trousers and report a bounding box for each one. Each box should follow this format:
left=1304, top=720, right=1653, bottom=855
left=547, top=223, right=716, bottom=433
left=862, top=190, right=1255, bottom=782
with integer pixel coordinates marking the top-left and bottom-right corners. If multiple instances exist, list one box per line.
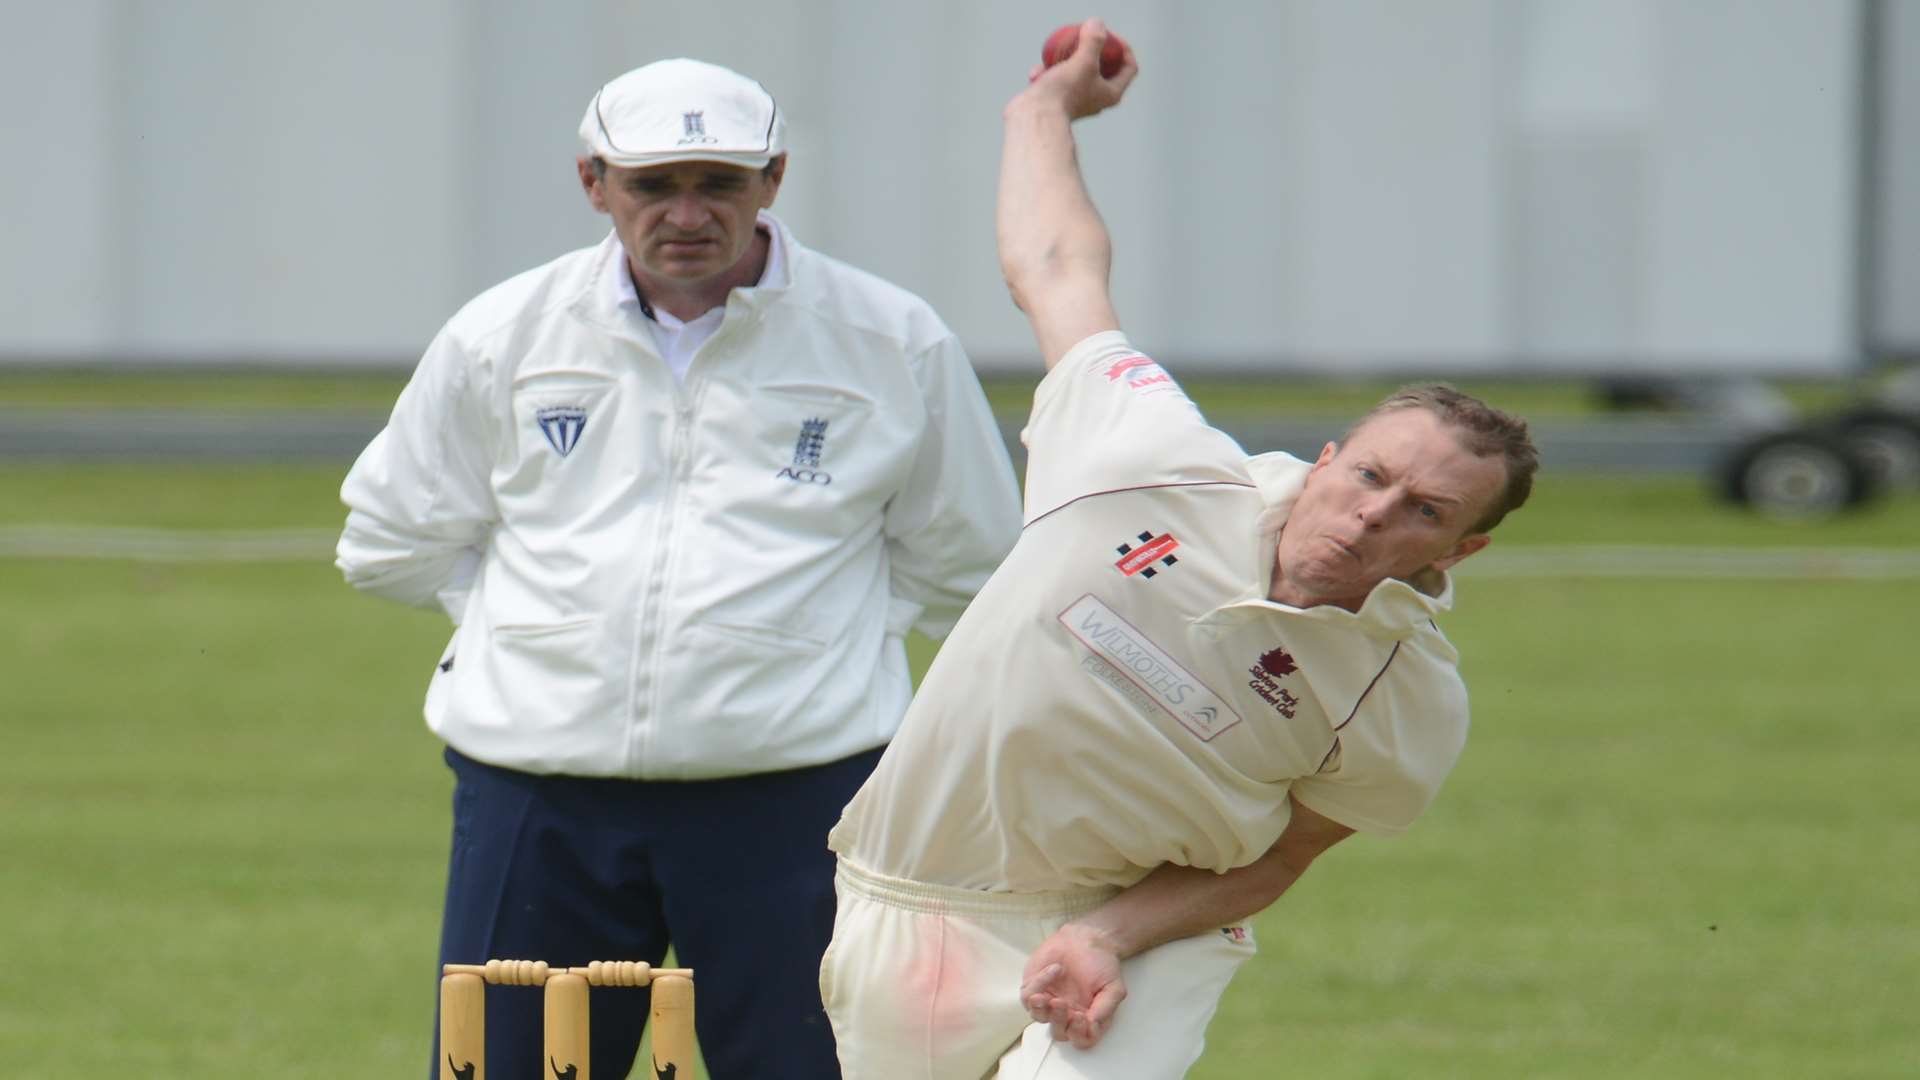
left=432, top=745, right=883, bottom=1080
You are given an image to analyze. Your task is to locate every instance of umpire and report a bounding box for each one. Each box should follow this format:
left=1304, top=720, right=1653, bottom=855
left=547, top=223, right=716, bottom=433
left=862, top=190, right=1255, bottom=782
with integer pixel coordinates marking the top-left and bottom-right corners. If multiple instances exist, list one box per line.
left=337, top=58, right=1021, bottom=1079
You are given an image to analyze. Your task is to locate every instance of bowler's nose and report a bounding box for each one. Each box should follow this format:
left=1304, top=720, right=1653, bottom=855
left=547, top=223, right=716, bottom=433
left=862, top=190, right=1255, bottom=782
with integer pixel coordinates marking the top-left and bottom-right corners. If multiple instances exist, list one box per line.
left=1355, top=491, right=1393, bottom=528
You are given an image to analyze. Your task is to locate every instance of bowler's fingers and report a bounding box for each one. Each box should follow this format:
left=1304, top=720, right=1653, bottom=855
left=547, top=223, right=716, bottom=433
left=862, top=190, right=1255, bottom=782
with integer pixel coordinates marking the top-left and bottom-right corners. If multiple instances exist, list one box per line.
left=1031, top=999, right=1118, bottom=1048
left=1109, top=40, right=1140, bottom=96
left=1024, top=990, right=1058, bottom=1022
left=1068, top=18, right=1139, bottom=102
left=1074, top=981, right=1126, bottom=1049
left=1021, top=962, right=1065, bottom=1023
left=1032, top=992, right=1079, bottom=1031
left=1020, top=962, right=1063, bottom=999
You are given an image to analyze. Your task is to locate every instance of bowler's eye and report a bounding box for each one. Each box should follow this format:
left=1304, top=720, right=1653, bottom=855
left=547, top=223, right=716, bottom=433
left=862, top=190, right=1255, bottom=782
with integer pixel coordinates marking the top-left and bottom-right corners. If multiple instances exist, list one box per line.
left=1419, top=504, right=1439, bottom=519
left=629, top=180, right=673, bottom=195
left=1357, top=467, right=1380, bottom=483
left=699, top=178, right=746, bottom=194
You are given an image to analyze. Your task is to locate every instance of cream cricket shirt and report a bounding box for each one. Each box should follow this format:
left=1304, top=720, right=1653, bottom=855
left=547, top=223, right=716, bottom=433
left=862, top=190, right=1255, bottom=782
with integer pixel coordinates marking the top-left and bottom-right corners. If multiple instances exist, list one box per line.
left=829, top=332, right=1470, bottom=892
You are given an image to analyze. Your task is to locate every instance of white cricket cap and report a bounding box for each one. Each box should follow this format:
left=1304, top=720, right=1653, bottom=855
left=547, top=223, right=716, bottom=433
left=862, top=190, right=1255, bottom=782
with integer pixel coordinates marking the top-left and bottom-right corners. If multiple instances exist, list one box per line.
left=579, top=59, right=785, bottom=169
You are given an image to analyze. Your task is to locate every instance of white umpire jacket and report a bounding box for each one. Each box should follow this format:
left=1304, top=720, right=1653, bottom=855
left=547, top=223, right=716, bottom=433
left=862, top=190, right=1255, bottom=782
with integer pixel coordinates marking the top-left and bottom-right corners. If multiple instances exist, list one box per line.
left=337, top=217, right=1021, bottom=779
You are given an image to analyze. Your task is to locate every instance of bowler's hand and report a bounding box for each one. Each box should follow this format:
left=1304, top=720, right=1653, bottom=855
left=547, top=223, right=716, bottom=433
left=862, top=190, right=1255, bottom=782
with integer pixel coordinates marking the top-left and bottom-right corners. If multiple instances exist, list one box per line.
left=1019, top=921, right=1127, bottom=1050
left=1020, top=18, right=1138, bottom=121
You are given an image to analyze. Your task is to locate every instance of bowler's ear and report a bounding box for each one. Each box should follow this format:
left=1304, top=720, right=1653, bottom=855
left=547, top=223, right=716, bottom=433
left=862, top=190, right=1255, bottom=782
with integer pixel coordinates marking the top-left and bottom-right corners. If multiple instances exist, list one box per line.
left=1308, top=440, right=1338, bottom=472
left=577, top=157, right=609, bottom=213
left=1428, top=531, right=1491, bottom=574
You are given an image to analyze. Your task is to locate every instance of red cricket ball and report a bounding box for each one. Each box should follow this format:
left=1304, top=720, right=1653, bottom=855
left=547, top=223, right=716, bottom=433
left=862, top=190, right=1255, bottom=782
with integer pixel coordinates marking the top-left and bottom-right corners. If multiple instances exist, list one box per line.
left=1041, top=24, right=1128, bottom=78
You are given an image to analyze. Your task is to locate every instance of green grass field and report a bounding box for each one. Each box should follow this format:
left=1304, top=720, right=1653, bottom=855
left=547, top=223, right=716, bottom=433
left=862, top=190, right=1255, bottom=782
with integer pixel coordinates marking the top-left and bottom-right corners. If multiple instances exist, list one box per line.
left=4, top=450, right=1918, bottom=1076
left=0, top=367, right=1880, bottom=419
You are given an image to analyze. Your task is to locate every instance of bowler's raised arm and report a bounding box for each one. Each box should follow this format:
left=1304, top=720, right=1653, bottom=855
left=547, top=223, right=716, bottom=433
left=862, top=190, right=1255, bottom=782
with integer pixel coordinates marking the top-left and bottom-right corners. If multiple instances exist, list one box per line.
left=996, top=18, right=1139, bottom=369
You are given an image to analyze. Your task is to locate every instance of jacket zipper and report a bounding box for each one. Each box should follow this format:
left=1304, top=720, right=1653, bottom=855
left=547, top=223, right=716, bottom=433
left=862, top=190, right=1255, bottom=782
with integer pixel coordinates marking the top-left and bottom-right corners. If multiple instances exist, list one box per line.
left=628, top=304, right=745, bottom=775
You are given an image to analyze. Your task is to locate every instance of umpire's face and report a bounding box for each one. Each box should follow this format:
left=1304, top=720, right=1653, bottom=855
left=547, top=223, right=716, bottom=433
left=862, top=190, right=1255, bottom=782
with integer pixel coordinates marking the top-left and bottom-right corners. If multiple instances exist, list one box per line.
left=583, top=155, right=786, bottom=289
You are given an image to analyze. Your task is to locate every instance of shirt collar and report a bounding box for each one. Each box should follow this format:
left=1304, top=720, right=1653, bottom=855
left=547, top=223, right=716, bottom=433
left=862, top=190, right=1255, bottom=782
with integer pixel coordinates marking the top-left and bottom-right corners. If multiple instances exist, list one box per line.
left=601, top=209, right=791, bottom=322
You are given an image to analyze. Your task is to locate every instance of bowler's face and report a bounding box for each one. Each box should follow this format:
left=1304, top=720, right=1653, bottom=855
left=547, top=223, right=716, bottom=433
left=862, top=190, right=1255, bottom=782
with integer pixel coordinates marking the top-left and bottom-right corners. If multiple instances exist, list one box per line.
left=585, top=158, right=783, bottom=289
left=1271, top=410, right=1505, bottom=610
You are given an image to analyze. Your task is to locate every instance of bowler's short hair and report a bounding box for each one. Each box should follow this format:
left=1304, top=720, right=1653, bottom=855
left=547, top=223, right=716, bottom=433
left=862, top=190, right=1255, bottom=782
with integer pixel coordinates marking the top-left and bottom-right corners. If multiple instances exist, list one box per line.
left=1348, top=385, right=1538, bottom=534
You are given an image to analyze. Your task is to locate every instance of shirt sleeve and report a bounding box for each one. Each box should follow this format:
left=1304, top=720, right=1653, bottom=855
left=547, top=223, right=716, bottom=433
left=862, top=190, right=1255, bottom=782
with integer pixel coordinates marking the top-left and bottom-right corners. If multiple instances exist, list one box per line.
left=335, top=326, right=499, bottom=622
left=1289, top=668, right=1470, bottom=836
left=1020, top=331, right=1249, bottom=522
left=881, top=335, right=1024, bottom=640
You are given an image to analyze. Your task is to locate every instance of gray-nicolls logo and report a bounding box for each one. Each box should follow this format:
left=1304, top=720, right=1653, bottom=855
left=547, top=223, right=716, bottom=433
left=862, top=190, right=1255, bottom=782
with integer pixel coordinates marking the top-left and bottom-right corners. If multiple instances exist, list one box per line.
left=778, top=417, right=832, bottom=484
left=679, top=110, right=717, bottom=144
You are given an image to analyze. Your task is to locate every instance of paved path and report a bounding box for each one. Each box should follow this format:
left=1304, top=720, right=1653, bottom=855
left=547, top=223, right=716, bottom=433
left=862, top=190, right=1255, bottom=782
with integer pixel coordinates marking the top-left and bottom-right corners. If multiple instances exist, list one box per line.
left=0, top=407, right=1751, bottom=472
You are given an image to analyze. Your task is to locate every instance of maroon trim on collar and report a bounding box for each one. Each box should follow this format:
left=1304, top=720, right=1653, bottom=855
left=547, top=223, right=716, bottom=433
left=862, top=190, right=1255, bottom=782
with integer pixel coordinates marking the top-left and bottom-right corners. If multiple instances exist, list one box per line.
left=1316, top=640, right=1402, bottom=772
left=1025, top=481, right=1255, bottom=529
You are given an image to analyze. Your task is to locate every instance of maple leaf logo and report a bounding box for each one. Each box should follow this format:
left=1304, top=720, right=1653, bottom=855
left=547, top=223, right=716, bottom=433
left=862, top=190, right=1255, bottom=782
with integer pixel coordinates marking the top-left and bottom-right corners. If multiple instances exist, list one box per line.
left=1257, top=648, right=1297, bottom=678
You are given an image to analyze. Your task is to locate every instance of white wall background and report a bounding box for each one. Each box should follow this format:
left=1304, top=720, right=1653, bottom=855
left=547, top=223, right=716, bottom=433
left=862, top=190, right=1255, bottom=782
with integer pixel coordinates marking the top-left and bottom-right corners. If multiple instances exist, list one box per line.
left=0, top=0, right=1883, bottom=374
left=1871, top=0, right=1920, bottom=353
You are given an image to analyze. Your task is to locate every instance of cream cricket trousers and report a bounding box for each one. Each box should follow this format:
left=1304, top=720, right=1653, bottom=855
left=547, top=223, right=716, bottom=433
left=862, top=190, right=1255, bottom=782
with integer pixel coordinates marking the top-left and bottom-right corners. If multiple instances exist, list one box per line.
left=821, top=858, right=1256, bottom=1079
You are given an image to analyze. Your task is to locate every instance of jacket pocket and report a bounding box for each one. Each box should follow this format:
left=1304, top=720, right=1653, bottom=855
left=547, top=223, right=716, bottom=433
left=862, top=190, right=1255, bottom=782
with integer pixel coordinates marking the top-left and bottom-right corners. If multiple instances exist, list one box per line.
left=698, top=618, right=827, bottom=650
left=476, top=617, right=615, bottom=735
left=755, top=384, right=878, bottom=489
left=510, top=372, right=618, bottom=465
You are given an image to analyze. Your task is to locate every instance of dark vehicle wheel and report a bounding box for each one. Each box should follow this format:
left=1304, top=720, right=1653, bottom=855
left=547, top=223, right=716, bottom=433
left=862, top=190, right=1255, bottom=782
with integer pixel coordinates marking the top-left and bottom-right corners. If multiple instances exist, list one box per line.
left=1718, top=430, right=1877, bottom=519
left=1832, top=409, right=1920, bottom=492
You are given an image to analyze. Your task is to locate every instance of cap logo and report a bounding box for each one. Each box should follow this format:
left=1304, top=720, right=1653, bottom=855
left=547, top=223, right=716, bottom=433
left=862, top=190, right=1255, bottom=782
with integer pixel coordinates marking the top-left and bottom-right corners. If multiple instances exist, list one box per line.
left=679, top=110, right=717, bottom=145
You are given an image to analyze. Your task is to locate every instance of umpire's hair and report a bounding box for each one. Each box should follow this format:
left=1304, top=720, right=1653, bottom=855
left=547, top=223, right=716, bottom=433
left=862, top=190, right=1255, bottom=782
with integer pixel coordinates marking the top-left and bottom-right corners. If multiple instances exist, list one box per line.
left=1346, top=385, right=1539, bottom=534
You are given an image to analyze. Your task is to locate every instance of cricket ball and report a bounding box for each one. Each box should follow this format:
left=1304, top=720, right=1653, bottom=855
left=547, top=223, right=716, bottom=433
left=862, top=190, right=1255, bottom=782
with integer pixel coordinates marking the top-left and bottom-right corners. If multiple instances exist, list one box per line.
left=1042, top=24, right=1128, bottom=78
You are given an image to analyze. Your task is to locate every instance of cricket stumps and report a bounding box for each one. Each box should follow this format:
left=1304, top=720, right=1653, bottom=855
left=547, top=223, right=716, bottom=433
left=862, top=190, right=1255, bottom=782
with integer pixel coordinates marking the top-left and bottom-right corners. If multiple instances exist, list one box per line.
left=439, top=959, right=697, bottom=1080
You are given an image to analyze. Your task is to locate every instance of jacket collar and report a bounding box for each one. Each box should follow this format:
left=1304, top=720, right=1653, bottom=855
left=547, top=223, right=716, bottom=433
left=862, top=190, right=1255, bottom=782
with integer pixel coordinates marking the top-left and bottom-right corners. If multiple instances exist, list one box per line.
left=584, top=210, right=800, bottom=328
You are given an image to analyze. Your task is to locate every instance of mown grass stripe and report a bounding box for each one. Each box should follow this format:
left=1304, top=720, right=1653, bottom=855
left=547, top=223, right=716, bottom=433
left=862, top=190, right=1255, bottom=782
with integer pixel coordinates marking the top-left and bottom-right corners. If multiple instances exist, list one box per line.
left=2, top=525, right=1917, bottom=578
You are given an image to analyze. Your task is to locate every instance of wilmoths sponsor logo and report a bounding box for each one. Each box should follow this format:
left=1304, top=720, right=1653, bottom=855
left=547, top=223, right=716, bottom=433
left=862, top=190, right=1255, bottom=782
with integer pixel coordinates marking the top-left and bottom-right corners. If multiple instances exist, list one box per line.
left=1058, top=594, right=1239, bottom=740
left=1079, top=654, right=1159, bottom=721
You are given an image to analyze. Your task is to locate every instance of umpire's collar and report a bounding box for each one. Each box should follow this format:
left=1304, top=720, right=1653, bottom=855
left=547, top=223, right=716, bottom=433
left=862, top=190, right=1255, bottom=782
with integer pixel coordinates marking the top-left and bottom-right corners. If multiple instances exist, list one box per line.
left=600, top=209, right=794, bottom=323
